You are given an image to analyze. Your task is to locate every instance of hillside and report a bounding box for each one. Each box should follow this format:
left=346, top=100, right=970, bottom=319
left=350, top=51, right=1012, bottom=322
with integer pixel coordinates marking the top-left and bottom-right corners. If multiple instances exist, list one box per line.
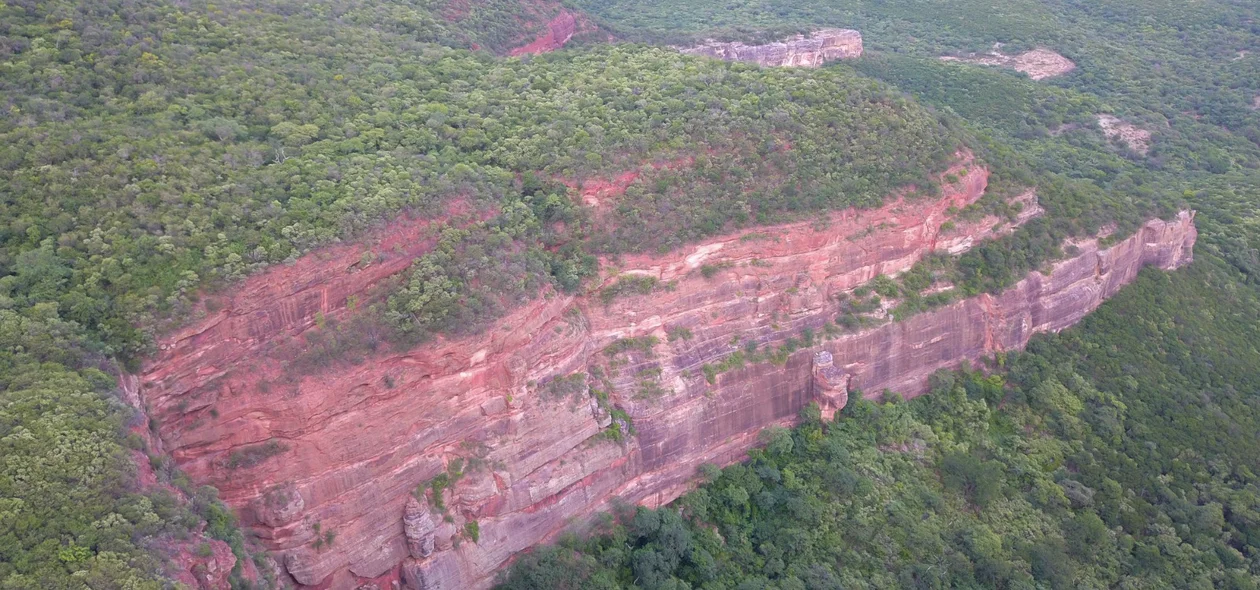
left=0, top=0, right=1256, bottom=588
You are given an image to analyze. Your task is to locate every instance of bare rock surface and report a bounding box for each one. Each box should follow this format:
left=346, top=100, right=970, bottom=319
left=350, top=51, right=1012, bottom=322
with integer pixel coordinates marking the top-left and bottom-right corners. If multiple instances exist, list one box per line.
left=680, top=29, right=862, bottom=67
left=941, top=46, right=1076, bottom=80
left=508, top=10, right=587, bottom=56
left=132, top=153, right=1195, bottom=589
left=403, top=498, right=437, bottom=559
left=1097, top=114, right=1152, bottom=154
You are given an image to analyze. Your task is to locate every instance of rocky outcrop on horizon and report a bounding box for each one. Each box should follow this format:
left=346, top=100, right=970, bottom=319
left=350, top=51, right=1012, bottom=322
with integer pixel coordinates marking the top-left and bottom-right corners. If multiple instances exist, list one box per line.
left=128, top=157, right=1195, bottom=590
left=680, top=29, right=863, bottom=67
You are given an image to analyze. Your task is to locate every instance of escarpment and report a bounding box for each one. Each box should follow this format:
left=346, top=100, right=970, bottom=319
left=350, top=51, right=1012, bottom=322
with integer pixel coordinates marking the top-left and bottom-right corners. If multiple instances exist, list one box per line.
left=680, top=29, right=862, bottom=67
left=508, top=10, right=589, bottom=56
left=131, top=157, right=1196, bottom=590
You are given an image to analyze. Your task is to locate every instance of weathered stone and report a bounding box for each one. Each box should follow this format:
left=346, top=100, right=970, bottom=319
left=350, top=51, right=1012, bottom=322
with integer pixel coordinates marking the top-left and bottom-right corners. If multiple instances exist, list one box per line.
left=940, top=46, right=1076, bottom=80
left=432, top=523, right=458, bottom=552
left=811, top=350, right=848, bottom=419
left=132, top=153, right=1195, bottom=589
left=681, top=29, right=862, bottom=67
left=401, top=555, right=462, bottom=590
left=403, top=497, right=436, bottom=559
left=589, top=397, right=612, bottom=428
left=256, top=483, right=304, bottom=528
left=508, top=11, right=579, bottom=56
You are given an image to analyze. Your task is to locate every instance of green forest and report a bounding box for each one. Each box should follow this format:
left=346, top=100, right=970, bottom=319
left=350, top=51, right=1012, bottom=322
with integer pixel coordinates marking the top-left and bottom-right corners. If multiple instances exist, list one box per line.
left=2, top=0, right=1260, bottom=586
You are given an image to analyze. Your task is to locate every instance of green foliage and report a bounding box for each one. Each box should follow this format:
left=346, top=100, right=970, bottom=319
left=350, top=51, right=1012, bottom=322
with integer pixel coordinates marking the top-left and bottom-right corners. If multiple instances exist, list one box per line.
left=701, top=326, right=826, bottom=384
left=422, top=459, right=468, bottom=515
left=602, top=336, right=659, bottom=358
left=698, top=262, right=733, bottom=279
left=0, top=11, right=965, bottom=584
left=867, top=274, right=899, bottom=299
left=575, top=0, right=1260, bottom=325
left=0, top=5, right=963, bottom=582
left=0, top=331, right=256, bottom=587
left=504, top=194, right=1260, bottom=588
left=465, top=520, right=480, bottom=543
left=0, top=2, right=958, bottom=365
left=597, top=407, right=635, bottom=443
left=701, top=350, right=745, bottom=385
left=0, top=364, right=161, bottom=588
left=225, top=440, right=288, bottom=470
left=939, top=451, right=1004, bottom=509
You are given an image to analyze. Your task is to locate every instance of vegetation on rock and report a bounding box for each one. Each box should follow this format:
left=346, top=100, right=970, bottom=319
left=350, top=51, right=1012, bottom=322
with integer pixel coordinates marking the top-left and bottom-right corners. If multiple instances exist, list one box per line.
left=2, top=0, right=1259, bottom=585
left=499, top=257, right=1260, bottom=590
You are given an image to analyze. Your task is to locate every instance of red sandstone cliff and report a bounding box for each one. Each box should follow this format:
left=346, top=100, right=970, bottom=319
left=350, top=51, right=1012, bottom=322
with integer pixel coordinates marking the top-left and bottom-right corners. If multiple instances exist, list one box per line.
left=680, top=29, right=863, bottom=67
left=130, top=158, right=1195, bottom=589
left=508, top=11, right=581, bottom=56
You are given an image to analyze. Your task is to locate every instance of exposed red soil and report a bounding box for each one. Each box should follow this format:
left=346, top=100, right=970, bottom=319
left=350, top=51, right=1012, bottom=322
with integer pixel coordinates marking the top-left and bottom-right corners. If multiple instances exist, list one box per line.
left=509, top=10, right=580, bottom=56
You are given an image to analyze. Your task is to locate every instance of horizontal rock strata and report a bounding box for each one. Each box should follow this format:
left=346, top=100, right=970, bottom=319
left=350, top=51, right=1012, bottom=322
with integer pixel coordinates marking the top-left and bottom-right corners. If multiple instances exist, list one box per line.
left=680, top=29, right=862, bottom=67
left=508, top=11, right=579, bottom=56
left=131, top=156, right=1195, bottom=589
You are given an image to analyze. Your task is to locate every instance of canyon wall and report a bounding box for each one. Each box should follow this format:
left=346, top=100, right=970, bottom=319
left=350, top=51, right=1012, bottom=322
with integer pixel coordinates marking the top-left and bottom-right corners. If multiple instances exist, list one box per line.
left=131, top=159, right=1195, bottom=590
left=680, top=29, right=862, bottom=67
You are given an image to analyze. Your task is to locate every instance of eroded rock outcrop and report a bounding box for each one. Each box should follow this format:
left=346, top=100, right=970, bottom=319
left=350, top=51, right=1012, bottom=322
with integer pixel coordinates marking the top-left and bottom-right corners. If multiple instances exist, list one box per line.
left=680, top=29, right=862, bottom=67
left=941, top=46, right=1076, bottom=80
left=132, top=156, right=1195, bottom=589
left=403, top=497, right=437, bottom=559
left=508, top=10, right=581, bottom=56
left=1097, top=114, right=1152, bottom=154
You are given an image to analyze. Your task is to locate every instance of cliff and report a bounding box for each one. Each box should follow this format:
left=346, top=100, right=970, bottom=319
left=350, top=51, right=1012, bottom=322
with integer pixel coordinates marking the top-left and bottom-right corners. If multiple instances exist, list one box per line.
left=940, top=46, right=1077, bottom=80
left=131, top=158, right=1195, bottom=590
left=508, top=11, right=581, bottom=56
left=680, top=29, right=862, bottom=67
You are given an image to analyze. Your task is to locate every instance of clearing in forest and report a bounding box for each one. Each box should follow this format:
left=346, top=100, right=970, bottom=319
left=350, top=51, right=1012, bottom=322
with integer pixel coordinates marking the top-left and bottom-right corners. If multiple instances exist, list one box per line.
left=940, top=46, right=1076, bottom=80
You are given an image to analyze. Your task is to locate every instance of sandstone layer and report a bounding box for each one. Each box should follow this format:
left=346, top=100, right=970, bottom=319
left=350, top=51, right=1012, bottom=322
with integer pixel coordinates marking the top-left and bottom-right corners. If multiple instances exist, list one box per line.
left=131, top=157, right=1195, bottom=590
left=680, top=29, right=862, bottom=67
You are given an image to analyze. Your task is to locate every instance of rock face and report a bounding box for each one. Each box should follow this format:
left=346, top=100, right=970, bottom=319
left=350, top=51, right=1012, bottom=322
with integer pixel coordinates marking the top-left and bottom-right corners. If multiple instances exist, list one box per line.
left=403, top=497, right=437, bottom=559
left=508, top=10, right=580, bottom=56
left=128, top=453, right=244, bottom=589
left=941, top=47, right=1076, bottom=80
left=681, top=29, right=862, bottom=67
left=131, top=156, right=1196, bottom=589
left=1097, top=114, right=1152, bottom=154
